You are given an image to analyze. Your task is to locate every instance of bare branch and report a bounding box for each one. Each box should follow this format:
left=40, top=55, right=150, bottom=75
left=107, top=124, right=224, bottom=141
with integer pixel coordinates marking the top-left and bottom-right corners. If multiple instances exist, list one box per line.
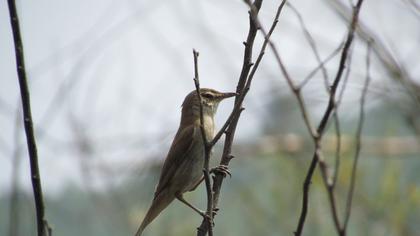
left=7, top=0, right=51, bottom=235
left=210, top=0, right=290, bottom=149
left=245, top=0, right=318, bottom=139
left=212, top=0, right=285, bottom=213
left=197, top=0, right=279, bottom=234
left=192, top=50, right=214, bottom=236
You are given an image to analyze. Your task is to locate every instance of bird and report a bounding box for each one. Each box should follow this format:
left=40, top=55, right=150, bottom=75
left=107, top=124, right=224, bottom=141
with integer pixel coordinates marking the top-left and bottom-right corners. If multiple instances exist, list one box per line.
left=135, top=88, right=236, bottom=236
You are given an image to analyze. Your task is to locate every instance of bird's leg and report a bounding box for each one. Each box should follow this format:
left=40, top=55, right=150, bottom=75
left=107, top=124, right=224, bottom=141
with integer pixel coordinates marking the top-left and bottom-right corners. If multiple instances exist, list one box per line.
left=175, top=193, right=216, bottom=226
left=175, top=193, right=206, bottom=217
left=210, top=165, right=231, bottom=178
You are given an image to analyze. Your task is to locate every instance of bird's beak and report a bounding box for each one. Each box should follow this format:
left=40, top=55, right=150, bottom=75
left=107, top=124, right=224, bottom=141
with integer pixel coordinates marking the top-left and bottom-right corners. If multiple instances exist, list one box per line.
left=220, top=92, right=237, bottom=99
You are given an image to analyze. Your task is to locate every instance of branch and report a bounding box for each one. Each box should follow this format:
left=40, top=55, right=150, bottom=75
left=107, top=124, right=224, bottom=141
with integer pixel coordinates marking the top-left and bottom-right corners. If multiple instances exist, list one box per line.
left=209, top=0, right=288, bottom=146
left=197, top=0, right=286, bottom=234
left=192, top=50, right=214, bottom=236
left=212, top=0, right=285, bottom=214
left=245, top=0, right=318, bottom=139
left=7, top=1, right=51, bottom=236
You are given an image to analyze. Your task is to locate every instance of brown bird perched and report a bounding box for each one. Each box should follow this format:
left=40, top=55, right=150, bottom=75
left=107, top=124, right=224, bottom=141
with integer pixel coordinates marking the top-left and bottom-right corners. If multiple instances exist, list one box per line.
left=135, top=88, right=236, bottom=236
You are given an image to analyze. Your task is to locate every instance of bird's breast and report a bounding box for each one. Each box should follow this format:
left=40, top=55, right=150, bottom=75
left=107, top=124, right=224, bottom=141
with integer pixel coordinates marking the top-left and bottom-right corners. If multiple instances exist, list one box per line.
left=198, top=115, right=215, bottom=141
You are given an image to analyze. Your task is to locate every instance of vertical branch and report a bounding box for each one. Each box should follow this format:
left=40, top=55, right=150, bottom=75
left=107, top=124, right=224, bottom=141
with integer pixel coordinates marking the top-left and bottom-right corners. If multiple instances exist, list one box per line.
left=212, top=0, right=262, bottom=219
left=342, top=41, right=371, bottom=232
left=6, top=1, right=50, bottom=235
left=193, top=50, right=214, bottom=236
left=197, top=0, right=290, bottom=234
left=245, top=0, right=318, bottom=138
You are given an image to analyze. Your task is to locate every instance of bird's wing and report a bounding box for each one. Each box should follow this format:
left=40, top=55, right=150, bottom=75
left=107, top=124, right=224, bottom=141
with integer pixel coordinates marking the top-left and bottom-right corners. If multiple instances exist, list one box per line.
left=154, top=124, right=198, bottom=198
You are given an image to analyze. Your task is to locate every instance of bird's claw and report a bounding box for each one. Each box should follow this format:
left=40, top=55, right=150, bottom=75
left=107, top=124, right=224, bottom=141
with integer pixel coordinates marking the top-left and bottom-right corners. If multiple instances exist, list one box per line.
left=200, top=212, right=215, bottom=226
left=210, top=165, right=231, bottom=178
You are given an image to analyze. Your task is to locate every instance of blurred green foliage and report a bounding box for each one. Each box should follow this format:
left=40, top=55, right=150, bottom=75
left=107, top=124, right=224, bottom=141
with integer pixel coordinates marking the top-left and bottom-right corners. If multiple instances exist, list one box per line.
left=1, top=149, right=419, bottom=236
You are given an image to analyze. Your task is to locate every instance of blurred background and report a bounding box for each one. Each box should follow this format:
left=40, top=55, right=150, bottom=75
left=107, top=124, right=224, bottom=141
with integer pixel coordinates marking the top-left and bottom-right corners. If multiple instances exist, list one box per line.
left=1, top=0, right=419, bottom=235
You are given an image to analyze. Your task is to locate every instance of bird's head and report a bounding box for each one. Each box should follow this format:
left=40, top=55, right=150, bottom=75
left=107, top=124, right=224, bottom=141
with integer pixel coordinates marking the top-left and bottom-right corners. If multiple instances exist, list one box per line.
left=182, top=88, right=236, bottom=119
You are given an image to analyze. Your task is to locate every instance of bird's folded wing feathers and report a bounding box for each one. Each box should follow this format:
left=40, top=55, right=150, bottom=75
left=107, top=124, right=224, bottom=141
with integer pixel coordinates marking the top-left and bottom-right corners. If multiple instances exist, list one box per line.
left=154, top=124, right=198, bottom=198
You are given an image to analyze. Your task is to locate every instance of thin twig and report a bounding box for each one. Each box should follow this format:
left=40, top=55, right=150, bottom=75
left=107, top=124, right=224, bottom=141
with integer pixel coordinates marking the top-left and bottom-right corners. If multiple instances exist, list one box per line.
left=343, top=40, right=371, bottom=232
left=7, top=1, right=51, bottom=235
left=193, top=50, right=214, bottom=236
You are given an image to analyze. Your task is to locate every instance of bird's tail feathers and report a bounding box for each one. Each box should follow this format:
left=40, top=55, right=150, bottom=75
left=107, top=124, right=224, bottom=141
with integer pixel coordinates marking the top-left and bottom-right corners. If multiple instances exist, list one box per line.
left=135, top=191, right=174, bottom=236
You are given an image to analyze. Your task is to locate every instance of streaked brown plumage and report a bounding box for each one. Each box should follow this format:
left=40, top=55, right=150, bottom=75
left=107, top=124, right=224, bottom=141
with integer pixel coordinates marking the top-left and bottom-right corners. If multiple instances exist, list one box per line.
left=135, top=88, right=236, bottom=236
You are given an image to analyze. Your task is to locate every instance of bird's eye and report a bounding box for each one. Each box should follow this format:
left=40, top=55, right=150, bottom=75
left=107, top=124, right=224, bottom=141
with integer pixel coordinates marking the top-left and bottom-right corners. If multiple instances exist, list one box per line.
left=201, top=93, right=213, bottom=99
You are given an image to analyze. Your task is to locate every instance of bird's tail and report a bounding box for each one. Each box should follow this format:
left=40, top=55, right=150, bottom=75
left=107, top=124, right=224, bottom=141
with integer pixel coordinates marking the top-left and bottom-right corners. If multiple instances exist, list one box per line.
left=135, top=191, right=174, bottom=236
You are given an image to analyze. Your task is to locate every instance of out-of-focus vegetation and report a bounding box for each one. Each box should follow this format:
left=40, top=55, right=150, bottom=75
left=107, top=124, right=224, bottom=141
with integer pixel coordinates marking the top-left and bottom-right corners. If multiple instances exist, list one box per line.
left=1, top=101, right=419, bottom=236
